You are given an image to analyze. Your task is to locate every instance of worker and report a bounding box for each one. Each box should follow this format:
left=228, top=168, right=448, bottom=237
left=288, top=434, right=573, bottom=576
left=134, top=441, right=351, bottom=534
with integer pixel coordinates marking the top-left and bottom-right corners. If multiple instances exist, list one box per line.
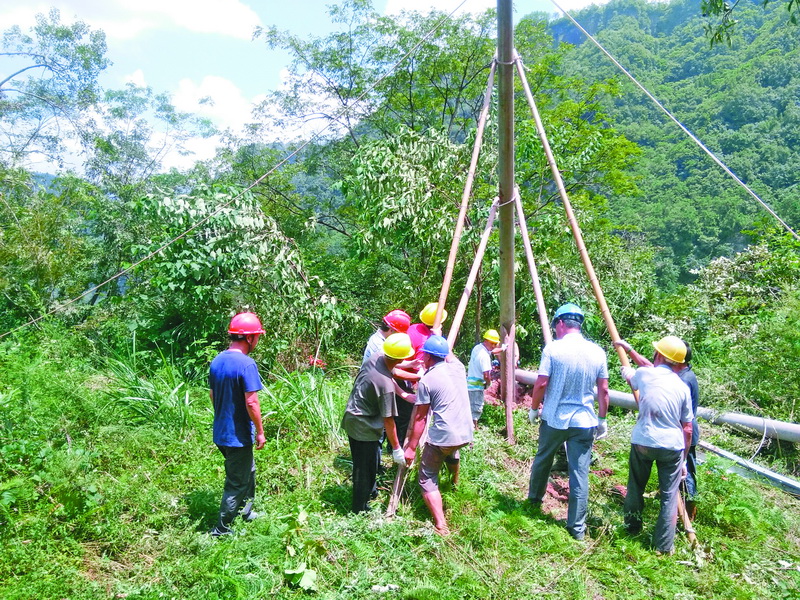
left=527, top=303, right=609, bottom=541
left=208, top=312, right=267, bottom=537
left=615, top=337, right=700, bottom=521
left=467, top=329, right=500, bottom=427
left=403, top=335, right=474, bottom=535
left=407, top=302, right=448, bottom=362
left=616, top=335, right=694, bottom=555
left=362, top=309, right=412, bottom=365
left=678, top=342, right=700, bottom=521
left=341, top=333, right=411, bottom=513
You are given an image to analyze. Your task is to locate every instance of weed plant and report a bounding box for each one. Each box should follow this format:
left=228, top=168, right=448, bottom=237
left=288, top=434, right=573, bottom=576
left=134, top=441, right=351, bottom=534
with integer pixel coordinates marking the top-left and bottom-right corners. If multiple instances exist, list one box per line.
left=1, top=336, right=799, bottom=599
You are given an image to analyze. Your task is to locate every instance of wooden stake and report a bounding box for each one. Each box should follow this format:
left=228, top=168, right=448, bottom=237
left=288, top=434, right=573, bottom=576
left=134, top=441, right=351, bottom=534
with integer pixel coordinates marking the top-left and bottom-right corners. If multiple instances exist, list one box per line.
left=514, top=187, right=552, bottom=345
left=433, top=61, right=497, bottom=331
left=447, top=199, right=499, bottom=347
left=514, top=51, right=634, bottom=375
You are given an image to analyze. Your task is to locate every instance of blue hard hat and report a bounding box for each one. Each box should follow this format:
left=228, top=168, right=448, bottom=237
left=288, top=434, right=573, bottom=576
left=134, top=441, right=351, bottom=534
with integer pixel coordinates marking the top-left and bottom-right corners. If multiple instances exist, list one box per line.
left=422, top=335, right=450, bottom=358
left=551, top=303, right=585, bottom=327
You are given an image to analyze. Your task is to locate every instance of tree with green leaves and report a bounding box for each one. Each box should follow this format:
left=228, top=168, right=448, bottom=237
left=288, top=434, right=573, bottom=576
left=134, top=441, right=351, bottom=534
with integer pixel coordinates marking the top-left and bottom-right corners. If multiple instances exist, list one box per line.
left=0, top=9, right=109, bottom=166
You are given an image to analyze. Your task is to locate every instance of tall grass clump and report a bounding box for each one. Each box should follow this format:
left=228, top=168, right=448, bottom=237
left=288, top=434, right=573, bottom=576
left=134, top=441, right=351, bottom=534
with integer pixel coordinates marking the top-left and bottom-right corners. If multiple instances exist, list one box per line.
left=102, top=343, right=196, bottom=433
left=261, top=367, right=349, bottom=448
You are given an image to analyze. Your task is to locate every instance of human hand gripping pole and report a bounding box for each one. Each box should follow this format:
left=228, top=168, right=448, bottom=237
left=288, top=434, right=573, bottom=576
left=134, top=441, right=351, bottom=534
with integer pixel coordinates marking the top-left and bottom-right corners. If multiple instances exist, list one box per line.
left=392, top=447, right=406, bottom=466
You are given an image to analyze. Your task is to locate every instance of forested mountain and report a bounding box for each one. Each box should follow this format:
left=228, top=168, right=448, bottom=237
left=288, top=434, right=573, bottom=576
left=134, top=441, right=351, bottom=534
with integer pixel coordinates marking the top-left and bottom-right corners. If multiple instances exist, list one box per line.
left=547, top=0, right=800, bottom=282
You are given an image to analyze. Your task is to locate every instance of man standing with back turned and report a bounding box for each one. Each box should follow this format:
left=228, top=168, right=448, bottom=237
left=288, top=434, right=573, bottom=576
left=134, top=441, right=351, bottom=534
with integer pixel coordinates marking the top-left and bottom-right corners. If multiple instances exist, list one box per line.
left=209, top=312, right=267, bottom=537
left=617, top=335, right=693, bottom=555
left=527, top=303, right=609, bottom=541
left=404, top=335, right=474, bottom=535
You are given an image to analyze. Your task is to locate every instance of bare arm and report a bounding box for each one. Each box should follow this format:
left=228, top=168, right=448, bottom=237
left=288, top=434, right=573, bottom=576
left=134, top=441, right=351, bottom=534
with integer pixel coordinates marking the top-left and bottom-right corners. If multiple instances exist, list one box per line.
left=245, top=391, right=266, bottom=450
left=384, top=416, right=401, bottom=450
left=531, top=375, right=549, bottom=410
left=393, top=379, right=417, bottom=404
left=596, top=378, right=609, bottom=418
left=615, top=340, right=653, bottom=367
left=482, top=370, right=491, bottom=388
left=682, top=421, right=693, bottom=459
left=403, top=404, right=430, bottom=464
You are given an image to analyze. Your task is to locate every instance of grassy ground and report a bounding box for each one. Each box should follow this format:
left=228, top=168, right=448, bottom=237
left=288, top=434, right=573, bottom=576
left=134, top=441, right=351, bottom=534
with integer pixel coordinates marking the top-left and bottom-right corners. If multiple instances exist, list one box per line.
left=1, top=342, right=799, bottom=599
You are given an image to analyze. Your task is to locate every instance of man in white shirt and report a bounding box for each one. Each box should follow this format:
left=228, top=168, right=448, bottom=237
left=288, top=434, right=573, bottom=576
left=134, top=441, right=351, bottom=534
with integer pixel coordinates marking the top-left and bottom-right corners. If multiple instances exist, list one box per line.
left=527, top=303, right=609, bottom=541
left=466, top=329, right=499, bottom=427
left=617, top=335, right=694, bottom=555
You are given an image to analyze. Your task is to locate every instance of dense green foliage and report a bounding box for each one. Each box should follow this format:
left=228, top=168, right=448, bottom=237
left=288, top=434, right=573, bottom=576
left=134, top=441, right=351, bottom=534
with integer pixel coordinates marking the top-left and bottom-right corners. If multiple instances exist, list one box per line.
left=1, top=1, right=800, bottom=596
left=0, top=339, right=798, bottom=598
left=551, top=0, right=800, bottom=282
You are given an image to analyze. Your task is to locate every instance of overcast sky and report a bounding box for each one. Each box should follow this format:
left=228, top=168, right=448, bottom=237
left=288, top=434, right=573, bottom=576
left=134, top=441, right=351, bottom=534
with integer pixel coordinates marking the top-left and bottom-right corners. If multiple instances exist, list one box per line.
left=1, top=0, right=608, bottom=169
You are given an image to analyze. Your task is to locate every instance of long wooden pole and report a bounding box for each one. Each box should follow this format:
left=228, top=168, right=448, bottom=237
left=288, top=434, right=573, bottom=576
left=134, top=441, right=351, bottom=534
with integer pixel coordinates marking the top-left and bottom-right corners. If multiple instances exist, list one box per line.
left=447, top=199, right=500, bottom=347
left=514, top=188, right=552, bottom=345
left=497, top=0, right=516, bottom=444
left=514, top=51, right=632, bottom=372
left=433, top=61, right=497, bottom=331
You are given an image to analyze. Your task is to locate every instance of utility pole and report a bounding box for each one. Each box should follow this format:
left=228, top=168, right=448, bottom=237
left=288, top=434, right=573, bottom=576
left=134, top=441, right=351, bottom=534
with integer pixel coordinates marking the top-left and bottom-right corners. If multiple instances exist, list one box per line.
left=497, top=0, right=515, bottom=444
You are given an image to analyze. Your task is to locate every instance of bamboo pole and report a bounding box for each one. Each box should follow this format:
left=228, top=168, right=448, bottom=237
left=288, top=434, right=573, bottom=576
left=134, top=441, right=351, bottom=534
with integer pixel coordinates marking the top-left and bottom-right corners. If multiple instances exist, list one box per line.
left=447, top=199, right=500, bottom=347
left=514, top=51, right=632, bottom=373
left=433, top=61, right=497, bottom=331
left=498, top=0, right=516, bottom=444
left=514, top=187, right=552, bottom=345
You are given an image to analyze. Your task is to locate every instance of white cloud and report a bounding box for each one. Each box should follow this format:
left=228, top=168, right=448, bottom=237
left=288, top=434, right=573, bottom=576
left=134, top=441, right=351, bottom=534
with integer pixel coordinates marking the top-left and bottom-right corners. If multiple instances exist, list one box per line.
left=172, top=75, right=265, bottom=132
left=123, top=68, right=147, bottom=87
left=0, top=0, right=262, bottom=42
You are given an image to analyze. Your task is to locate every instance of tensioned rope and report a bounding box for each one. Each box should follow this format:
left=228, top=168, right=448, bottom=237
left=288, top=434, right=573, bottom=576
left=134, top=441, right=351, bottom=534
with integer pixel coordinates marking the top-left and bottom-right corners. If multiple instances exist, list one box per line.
left=0, top=0, right=469, bottom=341
left=549, top=0, right=800, bottom=241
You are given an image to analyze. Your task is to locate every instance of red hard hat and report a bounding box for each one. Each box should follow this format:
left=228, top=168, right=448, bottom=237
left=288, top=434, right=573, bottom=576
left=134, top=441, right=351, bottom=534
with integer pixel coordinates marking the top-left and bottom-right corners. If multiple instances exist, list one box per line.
left=228, top=312, right=265, bottom=335
left=383, top=309, right=411, bottom=333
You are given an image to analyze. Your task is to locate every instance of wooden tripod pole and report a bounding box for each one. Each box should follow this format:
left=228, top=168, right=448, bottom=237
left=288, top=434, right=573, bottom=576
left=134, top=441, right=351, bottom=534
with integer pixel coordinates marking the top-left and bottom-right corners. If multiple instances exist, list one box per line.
left=514, top=51, right=632, bottom=372
left=447, top=199, right=500, bottom=347
left=433, top=60, right=497, bottom=331
left=388, top=64, right=497, bottom=517
left=514, top=187, right=552, bottom=345
left=677, top=495, right=699, bottom=549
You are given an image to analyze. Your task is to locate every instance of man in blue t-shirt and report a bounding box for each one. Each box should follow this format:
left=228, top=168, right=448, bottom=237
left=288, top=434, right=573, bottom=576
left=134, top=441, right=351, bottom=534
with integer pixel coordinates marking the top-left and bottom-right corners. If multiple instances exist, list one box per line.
left=208, top=312, right=266, bottom=536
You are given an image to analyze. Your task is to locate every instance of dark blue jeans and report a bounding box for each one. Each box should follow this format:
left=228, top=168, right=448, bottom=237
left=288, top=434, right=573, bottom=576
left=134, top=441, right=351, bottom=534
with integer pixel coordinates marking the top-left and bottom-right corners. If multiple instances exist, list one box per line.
left=624, top=444, right=683, bottom=552
left=215, top=444, right=256, bottom=533
left=528, top=420, right=595, bottom=540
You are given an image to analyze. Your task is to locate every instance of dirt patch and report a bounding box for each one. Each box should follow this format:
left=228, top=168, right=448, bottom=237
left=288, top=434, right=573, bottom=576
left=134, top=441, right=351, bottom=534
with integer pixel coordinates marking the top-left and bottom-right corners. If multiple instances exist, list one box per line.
left=484, top=379, right=534, bottom=408
left=542, top=475, right=570, bottom=519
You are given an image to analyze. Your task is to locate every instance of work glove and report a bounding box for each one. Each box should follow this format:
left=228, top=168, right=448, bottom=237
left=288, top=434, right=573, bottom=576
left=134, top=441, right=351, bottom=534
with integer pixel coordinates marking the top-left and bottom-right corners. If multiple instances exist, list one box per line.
left=620, top=366, right=636, bottom=381
left=392, top=447, right=406, bottom=466
left=614, top=339, right=632, bottom=353
left=595, top=418, right=608, bottom=440
left=528, top=408, right=540, bottom=425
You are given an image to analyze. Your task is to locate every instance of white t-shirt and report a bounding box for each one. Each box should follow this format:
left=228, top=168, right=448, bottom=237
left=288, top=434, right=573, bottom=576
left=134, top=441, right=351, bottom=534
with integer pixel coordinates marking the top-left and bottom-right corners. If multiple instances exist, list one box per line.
left=467, top=343, right=492, bottom=390
left=539, top=332, right=608, bottom=429
left=630, top=365, right=694, bottom=451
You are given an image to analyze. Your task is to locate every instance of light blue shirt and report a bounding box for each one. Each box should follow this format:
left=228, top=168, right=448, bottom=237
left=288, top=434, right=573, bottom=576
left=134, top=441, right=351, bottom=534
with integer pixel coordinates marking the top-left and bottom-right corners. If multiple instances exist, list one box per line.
left=539, top=332, right=608, bottom=430
left=630, top=364, right=694, bottom=452
left=361, top=330, right=385, bottom=366
left=467, top=343, right=492, bottom=390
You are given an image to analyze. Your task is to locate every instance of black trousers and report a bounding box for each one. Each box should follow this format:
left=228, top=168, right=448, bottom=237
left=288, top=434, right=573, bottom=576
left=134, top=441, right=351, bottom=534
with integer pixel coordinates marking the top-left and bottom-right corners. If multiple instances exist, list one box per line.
left=216, top=444, right=256, bottom=533
left=349, top=437, right=381, bottom=513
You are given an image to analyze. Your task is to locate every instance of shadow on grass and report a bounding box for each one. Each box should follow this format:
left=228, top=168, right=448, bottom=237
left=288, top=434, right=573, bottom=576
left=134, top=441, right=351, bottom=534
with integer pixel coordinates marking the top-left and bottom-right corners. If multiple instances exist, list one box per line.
left=184, top=488, right=218, bottom=531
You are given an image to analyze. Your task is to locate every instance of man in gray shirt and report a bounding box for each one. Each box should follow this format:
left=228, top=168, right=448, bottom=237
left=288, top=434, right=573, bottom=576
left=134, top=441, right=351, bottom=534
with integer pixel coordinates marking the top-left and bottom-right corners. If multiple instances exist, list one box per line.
left=342, top=333, right=412, bottom=513
left=403, top=335, right=474, bottom=535
left=527, top=303, right=609, bottom=541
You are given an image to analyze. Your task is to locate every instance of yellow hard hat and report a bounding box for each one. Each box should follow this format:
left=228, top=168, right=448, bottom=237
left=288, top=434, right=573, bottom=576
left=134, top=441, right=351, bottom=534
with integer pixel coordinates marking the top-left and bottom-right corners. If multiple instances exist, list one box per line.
left=383, top=333, right=414, bottom=360
left=420, top=302, right=447, bottom=326
left=652, top=335, right=687, bottom=364
left=483, top=329, right=500, bottom=344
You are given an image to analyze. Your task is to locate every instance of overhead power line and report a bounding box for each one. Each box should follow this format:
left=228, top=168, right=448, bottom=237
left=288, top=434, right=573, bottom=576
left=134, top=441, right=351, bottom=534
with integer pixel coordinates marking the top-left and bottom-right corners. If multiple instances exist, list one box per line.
left=0, top=0, right=470, bottom=340
left=548, top=0, right=799, bottom=241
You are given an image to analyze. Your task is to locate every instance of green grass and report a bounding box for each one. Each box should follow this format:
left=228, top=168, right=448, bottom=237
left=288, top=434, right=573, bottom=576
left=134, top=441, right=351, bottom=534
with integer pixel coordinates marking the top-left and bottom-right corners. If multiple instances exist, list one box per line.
left=1, top=341, right=799, bottom=599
